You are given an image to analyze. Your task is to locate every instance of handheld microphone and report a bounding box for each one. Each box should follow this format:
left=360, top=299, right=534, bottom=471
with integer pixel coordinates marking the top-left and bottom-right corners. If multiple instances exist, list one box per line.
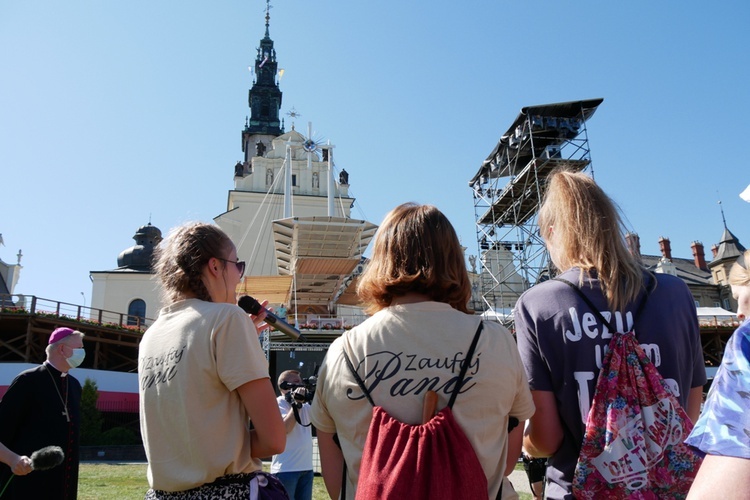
left=0, top=445, right=64, bottom=497
left=30, top=446, right=65, bottom=471
left=238, top=295, right=307, bottom=342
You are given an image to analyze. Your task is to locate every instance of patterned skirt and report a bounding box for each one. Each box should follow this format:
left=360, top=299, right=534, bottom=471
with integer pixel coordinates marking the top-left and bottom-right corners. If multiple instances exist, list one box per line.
left=145, top=471, right=289, bottom=500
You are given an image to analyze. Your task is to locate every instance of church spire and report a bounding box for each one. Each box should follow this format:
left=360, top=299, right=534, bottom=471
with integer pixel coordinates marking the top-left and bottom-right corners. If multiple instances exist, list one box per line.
left=264, top=0, right=271, bottom=39
left=244, top=0, right=283, bottom=138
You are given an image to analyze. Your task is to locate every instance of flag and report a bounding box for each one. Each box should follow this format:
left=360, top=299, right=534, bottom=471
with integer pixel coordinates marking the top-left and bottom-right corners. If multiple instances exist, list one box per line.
left=741, top=183, right=750, bottom=203
left=278, top=68, right=285, bottom=80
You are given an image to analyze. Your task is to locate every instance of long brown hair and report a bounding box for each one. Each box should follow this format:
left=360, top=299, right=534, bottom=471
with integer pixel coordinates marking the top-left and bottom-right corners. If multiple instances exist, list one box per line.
left=357, top=203, right=471, bottom=314
left=153, top=222, right=234, bottom=304
left=538, top=169, right=644, bottom=311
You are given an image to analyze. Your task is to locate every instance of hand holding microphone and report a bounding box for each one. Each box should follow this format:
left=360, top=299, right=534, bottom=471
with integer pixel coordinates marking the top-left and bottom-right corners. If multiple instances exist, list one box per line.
left=10, top=455, right=31, bottom=476
left=0, top=446, right=64, bottom=496
left=238, top=295, right=306, bottom=342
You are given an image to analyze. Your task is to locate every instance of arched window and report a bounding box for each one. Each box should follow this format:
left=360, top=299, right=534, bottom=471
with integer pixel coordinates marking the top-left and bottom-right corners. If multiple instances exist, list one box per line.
left=127, top=299, right=146, bottom=326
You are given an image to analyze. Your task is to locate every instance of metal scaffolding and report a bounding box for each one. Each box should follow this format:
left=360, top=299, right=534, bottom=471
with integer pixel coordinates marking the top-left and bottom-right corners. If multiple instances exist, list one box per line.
left=469, top=99, right=603, bottom=323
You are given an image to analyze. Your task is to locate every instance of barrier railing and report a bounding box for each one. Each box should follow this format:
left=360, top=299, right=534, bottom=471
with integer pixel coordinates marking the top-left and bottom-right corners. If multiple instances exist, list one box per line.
left=0, top=294, right=153, bottom=332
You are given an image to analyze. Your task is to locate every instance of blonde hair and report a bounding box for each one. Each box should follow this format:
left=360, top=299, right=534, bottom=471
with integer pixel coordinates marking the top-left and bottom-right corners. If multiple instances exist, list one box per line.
left=154, top=222, right=234, bottom=304
left=357, top=203, right=471, bottom=314
left=729, top=250, right=750, bottom=287
left=538, top=169, right=644, bottom=311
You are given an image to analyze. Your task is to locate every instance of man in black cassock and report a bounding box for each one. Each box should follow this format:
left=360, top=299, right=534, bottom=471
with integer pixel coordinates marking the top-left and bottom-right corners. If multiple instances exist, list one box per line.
left=0, top=327, right=85, bottom=499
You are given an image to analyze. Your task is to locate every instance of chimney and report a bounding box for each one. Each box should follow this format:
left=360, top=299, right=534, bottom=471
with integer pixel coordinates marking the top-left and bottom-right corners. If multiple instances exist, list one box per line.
left=691, top=241, right=708, bottom=271
left=658, top=236, right=672, bottom=261
left=711, top=244, right=719, bottom=258
left=625, top=232, right=641, bottom=261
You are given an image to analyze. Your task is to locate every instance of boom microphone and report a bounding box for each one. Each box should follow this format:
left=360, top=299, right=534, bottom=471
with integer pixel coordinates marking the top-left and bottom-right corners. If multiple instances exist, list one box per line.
left=31, top=446, right=65, bottom=471
left=238, top=295, right=306, bottom=342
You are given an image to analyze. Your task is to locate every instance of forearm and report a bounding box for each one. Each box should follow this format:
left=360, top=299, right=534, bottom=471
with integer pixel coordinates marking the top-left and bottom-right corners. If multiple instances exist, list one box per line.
left=688, top=455, right=750, bottom=499
left=523, top=432, right=554, bottom=458
left=524, top=391, right=563, bottom=457
left=317, top=431, right=344, bottom=499
left=505, top=422, right=524, bottom=476
left=0, top=443, right=31, bottom=476
left=248, top=428, right=284, bottom=458
left=238, top=379, right=286, bottom=458
left=283, top=406, right=297, bottom=434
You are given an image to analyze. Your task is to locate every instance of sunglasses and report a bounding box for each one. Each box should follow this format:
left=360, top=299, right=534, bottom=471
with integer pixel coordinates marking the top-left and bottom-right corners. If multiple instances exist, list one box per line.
left=217, top=258, right=246, bottom=278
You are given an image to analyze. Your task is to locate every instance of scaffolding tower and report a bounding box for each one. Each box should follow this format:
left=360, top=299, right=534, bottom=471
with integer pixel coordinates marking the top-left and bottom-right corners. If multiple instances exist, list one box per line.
left=469, top=99, right=604, bottom=322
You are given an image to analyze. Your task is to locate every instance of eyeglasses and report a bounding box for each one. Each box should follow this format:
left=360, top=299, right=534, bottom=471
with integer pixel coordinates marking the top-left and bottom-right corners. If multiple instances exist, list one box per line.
left=217, top=258, right=246, bottom=278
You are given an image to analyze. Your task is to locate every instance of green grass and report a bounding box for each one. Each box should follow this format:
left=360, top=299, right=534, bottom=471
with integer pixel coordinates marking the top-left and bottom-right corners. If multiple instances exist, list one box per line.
left=79, top=463, right=329, bottom=499
left=79, top=463, right=530, bottom=499
left=79, top=463, right=148, bottom=499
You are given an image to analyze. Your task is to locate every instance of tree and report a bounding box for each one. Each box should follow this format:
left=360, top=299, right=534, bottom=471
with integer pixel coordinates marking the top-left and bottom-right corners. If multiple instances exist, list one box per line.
left=80, top=378, right=103, bottom=445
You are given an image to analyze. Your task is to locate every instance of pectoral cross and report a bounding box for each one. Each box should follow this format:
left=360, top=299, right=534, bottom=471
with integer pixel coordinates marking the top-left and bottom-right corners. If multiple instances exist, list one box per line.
left=63, top=408, right=70, bottom=422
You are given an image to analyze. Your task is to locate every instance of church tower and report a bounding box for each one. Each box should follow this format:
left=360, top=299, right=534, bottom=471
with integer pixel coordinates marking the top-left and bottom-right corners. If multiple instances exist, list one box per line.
left=240, top=1, right=283, bottom=170
left=216, top=6, right=358, bottom=281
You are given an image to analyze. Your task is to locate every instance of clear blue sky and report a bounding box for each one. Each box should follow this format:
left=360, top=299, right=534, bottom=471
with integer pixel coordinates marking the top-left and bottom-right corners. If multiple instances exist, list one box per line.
left=2, top=1, right=749, bottom=308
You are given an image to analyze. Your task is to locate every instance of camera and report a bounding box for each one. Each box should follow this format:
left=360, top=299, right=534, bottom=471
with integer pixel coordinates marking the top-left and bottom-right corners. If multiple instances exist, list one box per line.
left=280, top=377, right=316, bottom=407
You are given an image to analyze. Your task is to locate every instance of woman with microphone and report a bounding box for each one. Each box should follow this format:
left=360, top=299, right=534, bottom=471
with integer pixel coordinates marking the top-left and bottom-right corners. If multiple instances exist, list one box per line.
left=139, top=222, right=287, bottom=499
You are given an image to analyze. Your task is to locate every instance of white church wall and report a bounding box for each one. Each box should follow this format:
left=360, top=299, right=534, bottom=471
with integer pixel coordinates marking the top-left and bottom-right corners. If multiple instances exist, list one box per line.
left=90, top=272, right=163, bottom=324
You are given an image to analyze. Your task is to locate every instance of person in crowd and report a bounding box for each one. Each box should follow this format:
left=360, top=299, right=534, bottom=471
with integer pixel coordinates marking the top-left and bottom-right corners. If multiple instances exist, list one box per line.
left=310, top=202, right=534, bottom=499
left=515, top=169, right=706, bottom=499
left=139, top=222, right=286, bottom=499
left=0, top=327, right=85, bottom=499
left=686, top=249, right=750, bottom=498
left=271, top=370, right=314, bottom=500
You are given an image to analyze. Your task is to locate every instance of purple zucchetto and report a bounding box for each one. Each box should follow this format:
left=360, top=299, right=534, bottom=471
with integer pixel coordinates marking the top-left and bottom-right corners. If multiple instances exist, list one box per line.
left=48, top=327, right=75, bottom=344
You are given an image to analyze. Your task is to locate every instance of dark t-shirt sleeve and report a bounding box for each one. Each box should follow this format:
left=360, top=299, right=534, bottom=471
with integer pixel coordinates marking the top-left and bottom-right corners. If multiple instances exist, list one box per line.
left=515, top=295, right=554, bottom=392
left=684, top=290, right=708, bottom=388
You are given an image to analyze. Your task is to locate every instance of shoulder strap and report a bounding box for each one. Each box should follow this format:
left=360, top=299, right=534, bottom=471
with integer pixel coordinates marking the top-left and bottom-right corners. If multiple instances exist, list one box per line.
left=554, top=274, right=653, bottom=333
left=342, top=349, right=375, bottom=406
left=448, top=321, right=484, bottom=408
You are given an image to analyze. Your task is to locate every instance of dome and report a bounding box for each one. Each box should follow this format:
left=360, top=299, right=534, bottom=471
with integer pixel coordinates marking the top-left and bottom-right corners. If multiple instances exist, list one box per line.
left=117, top=223, right=163, bottom=270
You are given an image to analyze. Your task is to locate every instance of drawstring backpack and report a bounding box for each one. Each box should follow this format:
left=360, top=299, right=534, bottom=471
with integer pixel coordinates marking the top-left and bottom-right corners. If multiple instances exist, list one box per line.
left=556, top=277, right=702, bottom=499
left=341, top=322, right=492, bottom=500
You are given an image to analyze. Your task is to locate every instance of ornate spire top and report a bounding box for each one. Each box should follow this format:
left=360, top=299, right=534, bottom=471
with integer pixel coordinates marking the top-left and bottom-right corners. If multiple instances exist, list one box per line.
left=718, top=196, right=728, bottom=229
left=264, top=0, right=272, bottom=38
left=242, top=0, right=283, bottom=137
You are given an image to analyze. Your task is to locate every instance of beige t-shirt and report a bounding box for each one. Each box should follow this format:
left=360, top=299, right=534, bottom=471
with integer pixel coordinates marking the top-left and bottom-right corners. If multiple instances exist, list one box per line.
left=139, top=299, right=270, bottom=491
left=310, top=301, right=535, bottom=499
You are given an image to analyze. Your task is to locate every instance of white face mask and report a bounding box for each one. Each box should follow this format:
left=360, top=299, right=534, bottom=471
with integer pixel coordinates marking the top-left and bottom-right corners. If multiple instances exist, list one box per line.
left=67, top=348, right=86, bottom=369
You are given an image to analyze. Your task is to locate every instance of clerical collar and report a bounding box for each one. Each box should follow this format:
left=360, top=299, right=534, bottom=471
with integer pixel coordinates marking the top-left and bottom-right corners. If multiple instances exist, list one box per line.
left=45, top=361, right=67, bottom=377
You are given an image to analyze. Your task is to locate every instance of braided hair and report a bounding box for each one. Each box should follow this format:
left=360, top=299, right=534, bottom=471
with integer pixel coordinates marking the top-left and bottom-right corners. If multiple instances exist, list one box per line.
left=154, top=222, right=233, bottom=304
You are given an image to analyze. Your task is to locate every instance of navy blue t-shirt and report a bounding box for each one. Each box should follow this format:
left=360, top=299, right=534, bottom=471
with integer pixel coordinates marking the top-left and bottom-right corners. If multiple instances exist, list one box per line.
left=515, top=268, right=706, bottom=500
